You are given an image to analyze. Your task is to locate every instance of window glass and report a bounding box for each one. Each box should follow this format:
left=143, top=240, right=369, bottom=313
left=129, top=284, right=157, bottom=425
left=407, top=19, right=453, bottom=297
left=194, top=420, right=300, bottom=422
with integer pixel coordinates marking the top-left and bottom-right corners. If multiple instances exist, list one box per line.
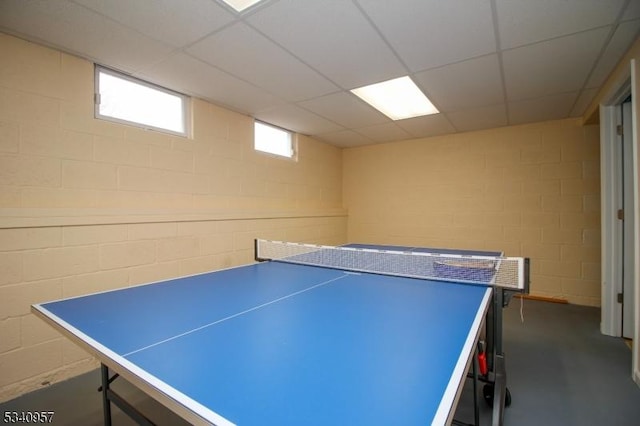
left=95, top=66, right=188, bottom=136
left=254, top=121, right=294, bottom=158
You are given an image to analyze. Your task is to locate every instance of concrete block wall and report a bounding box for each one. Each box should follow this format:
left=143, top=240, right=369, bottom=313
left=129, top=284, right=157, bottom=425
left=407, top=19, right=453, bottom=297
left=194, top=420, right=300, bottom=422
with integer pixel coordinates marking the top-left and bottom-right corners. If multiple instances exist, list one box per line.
left=0, top=216, right=346, bottom=400
left=0, top=33, right=346, bottom=401
left=343, top=118, right=601, bottom=306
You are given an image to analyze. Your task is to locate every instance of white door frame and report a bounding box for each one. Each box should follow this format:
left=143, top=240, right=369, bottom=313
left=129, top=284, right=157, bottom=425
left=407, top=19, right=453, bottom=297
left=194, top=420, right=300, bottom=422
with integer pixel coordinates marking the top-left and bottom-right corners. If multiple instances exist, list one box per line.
left=599, top=59, right=639, bottom=385
left=600, top=81, right=631, bottom=337
left=621, top=99, right=635, bottom=340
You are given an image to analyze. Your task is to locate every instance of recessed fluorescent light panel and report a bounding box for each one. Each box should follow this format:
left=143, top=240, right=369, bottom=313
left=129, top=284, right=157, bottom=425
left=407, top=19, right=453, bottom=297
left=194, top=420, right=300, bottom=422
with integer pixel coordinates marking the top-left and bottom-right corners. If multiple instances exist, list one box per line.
left=351, top=76, right=439, bottom=120
left=221, top=0, right=264, bottom=12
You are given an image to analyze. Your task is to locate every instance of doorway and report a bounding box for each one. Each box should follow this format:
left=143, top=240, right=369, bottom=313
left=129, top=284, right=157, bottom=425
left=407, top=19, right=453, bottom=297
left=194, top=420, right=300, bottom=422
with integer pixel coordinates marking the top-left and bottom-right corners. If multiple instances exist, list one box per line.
left=617, top=97, right=635, bottom=340
left=598, top=59, right=639, bottom=386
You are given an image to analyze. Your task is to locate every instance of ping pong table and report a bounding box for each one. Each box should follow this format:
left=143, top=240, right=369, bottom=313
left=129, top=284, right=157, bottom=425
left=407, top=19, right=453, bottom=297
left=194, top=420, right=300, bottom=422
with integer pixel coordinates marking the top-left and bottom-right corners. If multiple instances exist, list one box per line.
left=32, top=240, right=528, bottom=426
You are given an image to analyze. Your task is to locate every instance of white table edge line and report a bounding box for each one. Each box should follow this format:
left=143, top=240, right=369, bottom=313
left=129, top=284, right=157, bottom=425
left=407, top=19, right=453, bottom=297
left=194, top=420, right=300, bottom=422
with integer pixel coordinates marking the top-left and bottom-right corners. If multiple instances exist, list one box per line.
left=31, top=304, right=236, bottom=426
left=431, top=287, right=493, bottom=425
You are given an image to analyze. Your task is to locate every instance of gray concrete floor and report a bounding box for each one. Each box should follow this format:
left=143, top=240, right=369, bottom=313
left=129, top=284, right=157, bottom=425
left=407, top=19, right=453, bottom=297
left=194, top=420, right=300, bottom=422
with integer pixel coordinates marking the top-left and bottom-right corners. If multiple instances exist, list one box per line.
left=2, top=299, right=639, bottom=425
left=455, top=298, right=640, bottom=425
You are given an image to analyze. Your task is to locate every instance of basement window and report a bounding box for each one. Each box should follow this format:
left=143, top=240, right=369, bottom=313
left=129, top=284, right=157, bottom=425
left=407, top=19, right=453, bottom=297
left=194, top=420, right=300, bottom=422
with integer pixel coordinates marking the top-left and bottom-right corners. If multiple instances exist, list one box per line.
left=254, top=121, right=295, bottom=159
left=95, top=66, right=189, bottom=137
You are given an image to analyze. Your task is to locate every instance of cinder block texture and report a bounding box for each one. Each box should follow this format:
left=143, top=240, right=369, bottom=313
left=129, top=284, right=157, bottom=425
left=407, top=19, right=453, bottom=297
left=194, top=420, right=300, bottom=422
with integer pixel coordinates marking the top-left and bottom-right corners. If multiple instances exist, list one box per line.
left=0, top=33, right=346, bottom=402
left=344, top=119, right=601, bottom=306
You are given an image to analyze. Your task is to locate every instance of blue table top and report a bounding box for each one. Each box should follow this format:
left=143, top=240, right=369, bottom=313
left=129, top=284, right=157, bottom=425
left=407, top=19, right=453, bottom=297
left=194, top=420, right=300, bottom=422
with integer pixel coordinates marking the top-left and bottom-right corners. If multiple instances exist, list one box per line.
left=34, top=256, right=492, bottom=425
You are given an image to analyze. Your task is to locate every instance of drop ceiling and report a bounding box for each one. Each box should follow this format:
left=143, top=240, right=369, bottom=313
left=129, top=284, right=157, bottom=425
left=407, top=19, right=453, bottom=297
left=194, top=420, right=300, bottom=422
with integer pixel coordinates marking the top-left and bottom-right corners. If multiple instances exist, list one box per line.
left=1, top=0, right=639, bottom=148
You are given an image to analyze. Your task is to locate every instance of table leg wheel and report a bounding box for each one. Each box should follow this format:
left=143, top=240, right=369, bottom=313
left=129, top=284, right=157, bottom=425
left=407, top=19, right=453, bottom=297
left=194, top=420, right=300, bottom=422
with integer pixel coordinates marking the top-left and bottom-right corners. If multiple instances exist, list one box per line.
left=482, top=384, right=512, bottom=407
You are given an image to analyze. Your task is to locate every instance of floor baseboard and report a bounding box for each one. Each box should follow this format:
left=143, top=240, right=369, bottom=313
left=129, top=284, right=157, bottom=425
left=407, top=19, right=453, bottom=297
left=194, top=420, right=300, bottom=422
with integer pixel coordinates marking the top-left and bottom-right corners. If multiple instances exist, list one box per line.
left=514, top=294, right=569, bottom=304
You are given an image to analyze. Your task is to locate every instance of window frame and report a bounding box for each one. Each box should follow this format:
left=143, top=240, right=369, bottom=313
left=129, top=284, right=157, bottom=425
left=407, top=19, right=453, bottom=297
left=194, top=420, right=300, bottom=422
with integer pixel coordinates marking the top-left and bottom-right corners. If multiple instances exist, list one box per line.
left=94, top=65, right=191, bottom=137
left=253, top=120, right=297, bottom=160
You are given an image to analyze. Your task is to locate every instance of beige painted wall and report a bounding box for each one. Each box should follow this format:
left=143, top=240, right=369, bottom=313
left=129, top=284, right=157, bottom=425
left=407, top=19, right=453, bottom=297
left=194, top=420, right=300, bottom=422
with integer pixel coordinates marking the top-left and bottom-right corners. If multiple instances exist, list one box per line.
left=344, top=118, right=601, bottom=306
left=0, top=33, right=346, bottom=401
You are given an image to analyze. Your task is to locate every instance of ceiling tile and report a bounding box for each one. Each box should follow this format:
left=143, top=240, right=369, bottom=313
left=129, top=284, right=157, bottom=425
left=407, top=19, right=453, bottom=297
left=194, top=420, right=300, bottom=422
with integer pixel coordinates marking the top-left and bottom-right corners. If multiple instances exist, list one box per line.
left=396, top=114, right=457, bottom=138
left=139, top=53, right=282, bottom=114
left=1, top=0, right=636, bottom=148
left=571, top=88, right=598, bottom=117
left=355, top=122, right=412, bottom=144
left=299, top=92, right=389, bottom=129
left=623, top=0, right=640, bottom=21
left=414, top=54, right=504, bottom=112
left=446, top=104, right=508, bottom=132
left=496, top=0, right=625, bottom=49
left=358, top=0, right=496, bottom=72
left=74, top=0, right=235, bottom=47
left=247, top=0, right=405, bottom=89
left=508, top=92, right=578, bottom=125
left=586, top=19, right=640, bottom=88
left=0, top=0, right=173, bottom=72
left=503, top=27, right=610, bottom=101
left=187, top=22, right=338, bottom=102
left=254, top=104, right=344, bottom=135
left=317, top=130, right=374, bottom=148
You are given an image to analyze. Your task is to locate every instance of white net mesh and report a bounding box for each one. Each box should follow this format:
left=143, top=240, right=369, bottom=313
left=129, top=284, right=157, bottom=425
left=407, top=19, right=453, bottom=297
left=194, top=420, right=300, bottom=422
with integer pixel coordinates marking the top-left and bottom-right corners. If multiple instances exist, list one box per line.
left=256, top=239, right=526, bottom=289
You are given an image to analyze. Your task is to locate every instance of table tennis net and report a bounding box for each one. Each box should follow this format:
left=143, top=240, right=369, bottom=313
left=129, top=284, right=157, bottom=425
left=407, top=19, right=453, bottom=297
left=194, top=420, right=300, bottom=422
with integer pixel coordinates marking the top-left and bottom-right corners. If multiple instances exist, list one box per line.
left=256, top=239, right=527, bottom=289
